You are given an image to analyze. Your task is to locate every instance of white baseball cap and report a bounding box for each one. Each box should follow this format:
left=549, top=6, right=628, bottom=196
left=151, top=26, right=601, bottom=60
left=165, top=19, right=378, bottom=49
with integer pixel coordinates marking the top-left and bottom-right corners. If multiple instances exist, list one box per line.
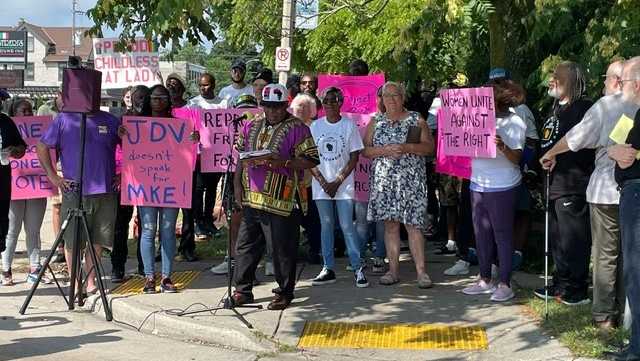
left=261, top=83, right=289, bottom=105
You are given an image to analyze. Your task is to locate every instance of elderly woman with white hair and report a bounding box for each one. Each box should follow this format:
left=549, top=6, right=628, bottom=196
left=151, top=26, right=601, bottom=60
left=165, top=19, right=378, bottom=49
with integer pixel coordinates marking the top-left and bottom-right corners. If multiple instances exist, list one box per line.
left=363, top=81, right=435, bottom=288
left=291, top=93, right=318, bottom=126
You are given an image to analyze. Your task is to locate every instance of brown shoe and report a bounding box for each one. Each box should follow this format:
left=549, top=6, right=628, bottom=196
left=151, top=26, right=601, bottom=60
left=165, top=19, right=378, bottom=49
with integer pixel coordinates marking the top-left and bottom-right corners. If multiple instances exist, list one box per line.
left=228, top=291, right=254, bottom=306
left=267, top=294, right=292, bottom=310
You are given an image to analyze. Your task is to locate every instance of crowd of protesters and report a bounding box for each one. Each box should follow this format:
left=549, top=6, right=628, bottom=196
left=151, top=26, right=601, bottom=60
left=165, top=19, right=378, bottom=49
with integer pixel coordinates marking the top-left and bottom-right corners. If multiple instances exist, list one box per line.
left=3, top=54, right=640, bottom=359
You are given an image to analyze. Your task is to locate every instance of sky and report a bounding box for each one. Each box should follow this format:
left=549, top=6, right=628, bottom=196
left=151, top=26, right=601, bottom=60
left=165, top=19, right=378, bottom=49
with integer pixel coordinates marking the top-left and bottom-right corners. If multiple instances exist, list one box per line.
left=0, top=0, right=118, bottom=36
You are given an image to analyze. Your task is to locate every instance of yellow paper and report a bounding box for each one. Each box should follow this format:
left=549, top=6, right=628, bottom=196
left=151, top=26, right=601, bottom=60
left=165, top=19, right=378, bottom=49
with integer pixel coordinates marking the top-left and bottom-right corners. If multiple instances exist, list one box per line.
left=609, top=114, right=640, bottom=159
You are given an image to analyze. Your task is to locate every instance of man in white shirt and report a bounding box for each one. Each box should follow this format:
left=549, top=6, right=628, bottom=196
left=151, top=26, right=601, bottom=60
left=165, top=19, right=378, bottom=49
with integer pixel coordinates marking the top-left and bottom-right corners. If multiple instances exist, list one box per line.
left=218, top=59, right=254, bottom=106
left=188, top=73, right=225, bottom=109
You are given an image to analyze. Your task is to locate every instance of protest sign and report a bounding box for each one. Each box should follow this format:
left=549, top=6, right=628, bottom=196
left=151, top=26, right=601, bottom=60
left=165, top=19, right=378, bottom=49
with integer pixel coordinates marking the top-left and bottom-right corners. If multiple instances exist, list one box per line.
left=439, top=87, right=496, bottom=158
left=10, top=116, right=58, bottom=200
left=435, top=110, right=472, bottom=178
left=346, top=113, right=374, bottom=202
left=199, top=108, right=261, bottom=173
left=93, top=38, right=160, bottom=89
left=120, top=117, right=194, bottom=208
left=318, top=74, right=385, bottom=115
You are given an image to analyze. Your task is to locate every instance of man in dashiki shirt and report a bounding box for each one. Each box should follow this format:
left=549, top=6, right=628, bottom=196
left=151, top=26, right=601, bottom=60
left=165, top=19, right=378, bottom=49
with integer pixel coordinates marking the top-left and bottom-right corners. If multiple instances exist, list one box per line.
left=231, top=83, right=319, bottom=310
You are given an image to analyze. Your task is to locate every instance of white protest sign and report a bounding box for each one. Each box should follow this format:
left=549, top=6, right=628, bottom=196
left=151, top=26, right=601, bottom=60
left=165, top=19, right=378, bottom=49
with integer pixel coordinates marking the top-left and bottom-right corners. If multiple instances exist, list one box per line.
left=93, top=38, right=161, bottom=89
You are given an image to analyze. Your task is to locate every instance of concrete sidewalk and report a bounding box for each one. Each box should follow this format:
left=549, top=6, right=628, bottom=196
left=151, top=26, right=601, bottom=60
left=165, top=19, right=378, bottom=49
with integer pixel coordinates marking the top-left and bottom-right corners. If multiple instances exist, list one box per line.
left=4, top=208, right=583, bottom=360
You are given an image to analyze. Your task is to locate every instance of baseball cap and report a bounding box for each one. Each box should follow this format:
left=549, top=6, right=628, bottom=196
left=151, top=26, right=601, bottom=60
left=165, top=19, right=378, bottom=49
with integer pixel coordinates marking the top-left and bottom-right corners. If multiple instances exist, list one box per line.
left=261, top=84, right=289, bottom=105
left=252, top=68, right=273, bottom=84
left=489, top=68, right=511, bottom=80
left=166, top=73, right=186, bottom=88
left=232, top=94, right=258, bottom=109
left=231, top=59, right=246, bottom=71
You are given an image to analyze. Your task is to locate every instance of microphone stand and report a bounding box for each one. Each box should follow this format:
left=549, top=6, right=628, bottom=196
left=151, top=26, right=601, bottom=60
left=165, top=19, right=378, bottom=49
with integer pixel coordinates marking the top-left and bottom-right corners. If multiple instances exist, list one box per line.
left=177, top=111, right=262, bottom=328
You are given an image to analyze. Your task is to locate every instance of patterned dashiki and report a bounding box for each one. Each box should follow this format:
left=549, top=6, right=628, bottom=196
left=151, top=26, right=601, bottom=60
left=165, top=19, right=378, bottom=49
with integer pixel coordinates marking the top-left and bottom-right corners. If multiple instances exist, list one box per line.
left=236, top=113, right=319, bottom=216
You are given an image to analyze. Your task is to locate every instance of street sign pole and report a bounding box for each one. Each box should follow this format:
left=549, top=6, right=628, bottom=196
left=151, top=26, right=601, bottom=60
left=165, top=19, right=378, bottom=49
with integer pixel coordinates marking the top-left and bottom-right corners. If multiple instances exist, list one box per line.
left=278, top=0, right=296, bottom=86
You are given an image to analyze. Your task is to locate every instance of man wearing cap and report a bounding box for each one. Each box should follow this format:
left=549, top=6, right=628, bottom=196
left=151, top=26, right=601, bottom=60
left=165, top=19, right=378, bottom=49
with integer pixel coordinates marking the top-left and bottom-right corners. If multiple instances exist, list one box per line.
left=231, top=83, right=319, bottom=310
left=219, top=60, right=254, bottom=106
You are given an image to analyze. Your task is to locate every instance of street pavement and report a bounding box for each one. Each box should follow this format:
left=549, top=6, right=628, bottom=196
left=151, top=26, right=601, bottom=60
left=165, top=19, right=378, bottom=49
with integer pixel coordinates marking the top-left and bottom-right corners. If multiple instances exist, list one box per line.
left=0, top=207, right=600, bottom=361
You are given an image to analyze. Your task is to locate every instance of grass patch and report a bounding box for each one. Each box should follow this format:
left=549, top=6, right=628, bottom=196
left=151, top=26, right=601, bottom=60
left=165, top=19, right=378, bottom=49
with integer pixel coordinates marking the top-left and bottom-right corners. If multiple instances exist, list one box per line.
left=523, top=291, right=628, bottom=358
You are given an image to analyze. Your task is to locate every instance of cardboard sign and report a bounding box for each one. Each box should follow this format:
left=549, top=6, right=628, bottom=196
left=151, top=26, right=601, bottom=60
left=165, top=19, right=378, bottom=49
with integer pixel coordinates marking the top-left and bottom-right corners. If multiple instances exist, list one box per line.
left=439, top=87, right=496, bottom=158
left=93, top=37, right=161, bottom=89
left=349, top=113, right=374, bottom=202
left=199, top=108, right=261, bottom=173
left=10, top=116, right=58, bottom=200
left=435, top=110, right=472, bottom=178
left=120, top=117, right=194, bottom=208
left=318, top=74, right=385, bottom=115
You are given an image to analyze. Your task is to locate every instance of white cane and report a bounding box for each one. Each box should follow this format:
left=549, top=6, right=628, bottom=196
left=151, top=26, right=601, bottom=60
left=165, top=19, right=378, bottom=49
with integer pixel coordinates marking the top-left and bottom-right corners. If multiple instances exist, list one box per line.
left=544, top=170, right=551, bottom=319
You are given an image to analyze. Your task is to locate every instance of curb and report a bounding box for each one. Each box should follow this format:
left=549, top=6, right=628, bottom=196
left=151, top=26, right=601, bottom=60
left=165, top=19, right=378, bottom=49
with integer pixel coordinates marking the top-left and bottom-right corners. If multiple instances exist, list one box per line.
left=82, top=293, right=272, bottom=353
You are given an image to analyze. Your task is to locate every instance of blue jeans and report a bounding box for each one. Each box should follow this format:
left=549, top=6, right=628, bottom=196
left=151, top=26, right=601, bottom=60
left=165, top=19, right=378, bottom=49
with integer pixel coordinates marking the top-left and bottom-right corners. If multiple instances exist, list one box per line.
left=317, top=200, right=360, bottom=270
left=139, top=206, right=179, bottom=277
left=354, top=201, right=386, bottom=258
left=620, top=181, right=640, bottom=355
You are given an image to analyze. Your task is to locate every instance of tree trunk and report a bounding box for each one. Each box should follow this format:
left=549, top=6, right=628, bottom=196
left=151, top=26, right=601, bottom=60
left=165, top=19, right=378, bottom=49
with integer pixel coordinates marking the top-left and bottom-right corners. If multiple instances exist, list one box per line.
left=488, top=0, right=507, bottom=68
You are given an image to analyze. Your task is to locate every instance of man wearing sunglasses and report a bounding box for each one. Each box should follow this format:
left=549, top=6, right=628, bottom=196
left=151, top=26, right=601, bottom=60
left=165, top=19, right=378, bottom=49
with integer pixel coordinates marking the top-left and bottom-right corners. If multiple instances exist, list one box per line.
left=230, top=83, right=319, bottom=310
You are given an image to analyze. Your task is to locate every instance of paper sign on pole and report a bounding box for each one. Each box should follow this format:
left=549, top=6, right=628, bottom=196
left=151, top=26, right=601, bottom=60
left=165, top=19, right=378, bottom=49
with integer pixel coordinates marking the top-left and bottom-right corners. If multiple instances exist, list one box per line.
left=10, top=116, right=58, bottom=200
left=275, top=47, right=291, bottom=72
left=199, top=108, right=262, bottom=173
left=296, top=0, right=319, bottom=30
left=318, top=74, right=385, bottom=115
left=439, top=87, right=497, bottom=158
left=120, top=116, right=194, bottom=208
left=93, top=37, right=161, bottom=89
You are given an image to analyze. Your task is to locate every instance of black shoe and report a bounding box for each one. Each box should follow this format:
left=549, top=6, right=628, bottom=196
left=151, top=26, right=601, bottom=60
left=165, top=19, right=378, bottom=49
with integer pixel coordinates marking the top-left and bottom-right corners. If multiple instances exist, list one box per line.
left=143, top=276, right=156, bottom=294
left=435, top=243, right=457, bottom=255
left=533, top=285, right=563, bottom=300
left=228, top=291, right=254, bottom=306
left=312, top=268, right=336, bottom=286
left=111, top=269, right=125, bottom=283
left=183, top=249, right=199, bottom=262
left=560, top=293, right=590, bottom=306
left=267, top=294, right=293, bottom=310
left=53, top=251, right=66, bottom=263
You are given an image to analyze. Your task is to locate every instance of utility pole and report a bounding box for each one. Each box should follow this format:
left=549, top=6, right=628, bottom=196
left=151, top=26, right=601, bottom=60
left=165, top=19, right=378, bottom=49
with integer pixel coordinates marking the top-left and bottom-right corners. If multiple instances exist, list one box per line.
left=278, top=0, right=295, bottom=85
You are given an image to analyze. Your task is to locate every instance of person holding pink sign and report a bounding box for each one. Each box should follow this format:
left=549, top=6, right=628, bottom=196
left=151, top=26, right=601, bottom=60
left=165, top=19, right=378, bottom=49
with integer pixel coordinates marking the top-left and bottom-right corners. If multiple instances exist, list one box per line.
left=0, top=100, right=27, bottom=284
left=2, top=99, right=51, bottom=286
left=461, top=80, right=526, bottom=302
left=364, top=81, right=435, bottom=289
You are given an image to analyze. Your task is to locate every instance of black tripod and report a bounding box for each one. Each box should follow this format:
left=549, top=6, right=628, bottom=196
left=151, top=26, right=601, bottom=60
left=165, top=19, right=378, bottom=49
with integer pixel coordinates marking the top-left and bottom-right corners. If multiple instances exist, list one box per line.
left=20, top=113, right=112, bottom=321
left=177, top=115, right=262, bottom=328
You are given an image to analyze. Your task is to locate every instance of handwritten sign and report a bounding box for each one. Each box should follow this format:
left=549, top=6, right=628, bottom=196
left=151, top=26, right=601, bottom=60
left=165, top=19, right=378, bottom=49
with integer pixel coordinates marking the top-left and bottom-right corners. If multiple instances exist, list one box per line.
left=318, top=74, right=385, bottom=115
left=120, top=117, right=194, bottom=208
left=439, top=87, right=496, bottom=158
left=346, top=113, right=374, bottom=202
left=10, top=116, right=58, bottom=200
left=93, top=37, right=161, bottom=89
left=199, top=108, right=262, bottom=173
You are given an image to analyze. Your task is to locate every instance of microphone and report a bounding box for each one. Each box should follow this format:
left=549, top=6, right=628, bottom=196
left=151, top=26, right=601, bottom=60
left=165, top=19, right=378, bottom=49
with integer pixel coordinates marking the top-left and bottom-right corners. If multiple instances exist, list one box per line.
left=232, top=112, right=254, bottom=132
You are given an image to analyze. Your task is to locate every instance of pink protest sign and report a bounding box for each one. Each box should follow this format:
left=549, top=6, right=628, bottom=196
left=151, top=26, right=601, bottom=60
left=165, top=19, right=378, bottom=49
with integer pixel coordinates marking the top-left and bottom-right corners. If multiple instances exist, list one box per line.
left=435, top=110, right=471, bottom=179
left=348, top=113, right=374, bottom=202
left=318, top=74, right=385, bottom=115
left=439, top=87, right=496, bottom=158
left=10, top=116, right=58, bottom=200
left=172, top=106, right=199, bottom=170
left=200, top=108, right=261, bottom=173
left=120, top=116, right=194, bottom=208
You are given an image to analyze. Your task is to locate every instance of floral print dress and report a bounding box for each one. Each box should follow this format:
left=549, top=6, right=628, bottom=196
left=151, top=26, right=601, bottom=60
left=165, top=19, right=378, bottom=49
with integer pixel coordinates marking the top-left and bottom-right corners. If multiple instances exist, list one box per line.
left=367, top=111, right=428, bottom=230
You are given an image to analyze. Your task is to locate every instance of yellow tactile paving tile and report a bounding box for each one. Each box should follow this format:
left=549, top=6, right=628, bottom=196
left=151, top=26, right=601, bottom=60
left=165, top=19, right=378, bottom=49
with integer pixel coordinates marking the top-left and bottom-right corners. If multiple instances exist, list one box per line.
left=298, top=321, right=488, bottom=351
left=111, top=271, right=200, bottom=295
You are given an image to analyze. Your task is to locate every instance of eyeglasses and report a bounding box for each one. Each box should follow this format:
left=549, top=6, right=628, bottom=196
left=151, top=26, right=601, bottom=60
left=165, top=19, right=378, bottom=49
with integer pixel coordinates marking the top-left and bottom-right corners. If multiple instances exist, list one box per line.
left=619, top=78, right=640, bottom=83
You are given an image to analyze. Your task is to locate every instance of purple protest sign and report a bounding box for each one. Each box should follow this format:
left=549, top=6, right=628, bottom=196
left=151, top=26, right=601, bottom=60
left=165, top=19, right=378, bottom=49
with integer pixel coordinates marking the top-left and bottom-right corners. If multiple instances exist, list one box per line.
left=10, top=116, right=58, bottom=200
left=199, top=108, right=262, bottom=173
left=318, top=74, right=385, bottom=115
left=439, top=87, right=496, bottom=158
left=120, top=116, right=194, bottom=208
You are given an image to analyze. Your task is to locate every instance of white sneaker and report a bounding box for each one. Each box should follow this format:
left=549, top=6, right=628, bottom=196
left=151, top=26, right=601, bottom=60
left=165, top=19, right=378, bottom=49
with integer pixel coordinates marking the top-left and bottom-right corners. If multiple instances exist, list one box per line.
left=490, top=284, right=515, bottom=302
left=444, top=260, right=470, bottom=276
left=265, top=262, right=274, bottom=276
left=210, top=258, right=229, bottom=275
left=355, top=268, right=369, bottom=288
left=462, top=280, right=496, bottom=295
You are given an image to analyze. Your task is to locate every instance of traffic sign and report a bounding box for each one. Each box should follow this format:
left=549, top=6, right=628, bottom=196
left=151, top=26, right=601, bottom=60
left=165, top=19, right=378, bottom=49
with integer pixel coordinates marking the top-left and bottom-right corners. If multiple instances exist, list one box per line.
left=275, top=46, right=291, bottom=72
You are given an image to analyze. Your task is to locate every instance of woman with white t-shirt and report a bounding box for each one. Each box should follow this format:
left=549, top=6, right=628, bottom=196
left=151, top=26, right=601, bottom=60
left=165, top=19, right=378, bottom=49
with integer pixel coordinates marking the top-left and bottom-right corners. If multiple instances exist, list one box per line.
left=462, top=80, right=526, bottom=302
left=309, top=87, right=369, bottom=288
